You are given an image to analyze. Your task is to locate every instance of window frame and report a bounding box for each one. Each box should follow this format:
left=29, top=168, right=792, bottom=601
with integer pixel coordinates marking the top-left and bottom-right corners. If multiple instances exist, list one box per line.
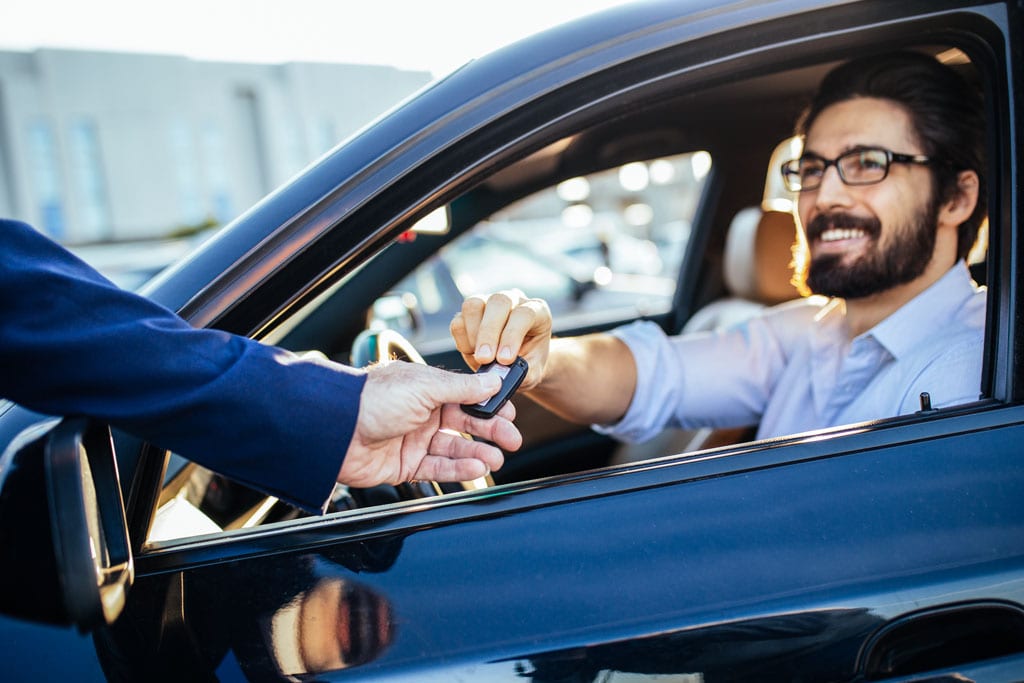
left=130, top=5, right=1019, bottom=560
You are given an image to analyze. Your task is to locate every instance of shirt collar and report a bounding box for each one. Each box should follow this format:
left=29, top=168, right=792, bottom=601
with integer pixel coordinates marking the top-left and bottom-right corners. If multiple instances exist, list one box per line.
left=866, top=261, right=980, bottom=360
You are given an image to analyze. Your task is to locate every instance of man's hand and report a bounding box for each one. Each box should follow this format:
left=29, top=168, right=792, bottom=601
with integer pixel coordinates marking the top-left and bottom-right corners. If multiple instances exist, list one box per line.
left=338, top=361, right=522, bottom=487
left=451, top=288, right=637, bottom=426
left=450, top=289, right=552, bottom=391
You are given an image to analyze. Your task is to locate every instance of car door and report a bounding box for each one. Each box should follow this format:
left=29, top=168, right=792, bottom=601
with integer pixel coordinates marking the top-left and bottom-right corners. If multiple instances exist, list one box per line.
left=125, top=410, right=1024, bottom=682
left=3, top=1, right=1022, bottom=681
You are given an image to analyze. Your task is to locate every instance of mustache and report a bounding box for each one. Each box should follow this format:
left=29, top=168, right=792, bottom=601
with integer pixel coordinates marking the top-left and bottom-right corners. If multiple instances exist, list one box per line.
left=806, top=212, right=881, bottom=242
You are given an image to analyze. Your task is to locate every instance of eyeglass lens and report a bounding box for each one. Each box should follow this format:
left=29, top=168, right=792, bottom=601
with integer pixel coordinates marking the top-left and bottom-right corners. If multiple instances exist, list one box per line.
left=793, top=149, right=890, bottom=190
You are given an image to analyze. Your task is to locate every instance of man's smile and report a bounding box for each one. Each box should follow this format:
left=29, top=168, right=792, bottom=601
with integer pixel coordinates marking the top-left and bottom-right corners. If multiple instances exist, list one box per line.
left=819, top=227, right=869, bottom=242
left=813, top=227, right=873, bottom=257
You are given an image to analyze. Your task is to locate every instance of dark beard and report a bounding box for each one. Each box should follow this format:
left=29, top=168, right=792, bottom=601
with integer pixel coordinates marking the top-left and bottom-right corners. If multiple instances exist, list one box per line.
left=805, top=201, right=939, bottom=299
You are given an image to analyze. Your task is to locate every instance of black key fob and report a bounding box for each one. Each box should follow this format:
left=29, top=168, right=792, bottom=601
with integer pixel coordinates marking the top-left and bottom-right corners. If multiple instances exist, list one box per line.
left=461, top=357, right=528, bottom=419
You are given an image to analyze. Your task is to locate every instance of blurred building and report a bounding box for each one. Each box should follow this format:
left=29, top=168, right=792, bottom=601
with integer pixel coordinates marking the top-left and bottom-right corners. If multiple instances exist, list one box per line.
left=0, top=48, right=431, bottom=244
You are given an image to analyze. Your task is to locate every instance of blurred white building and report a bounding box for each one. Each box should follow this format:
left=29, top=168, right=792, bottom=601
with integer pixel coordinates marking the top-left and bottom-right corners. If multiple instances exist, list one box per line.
left=0, top=48, right=431, bottom=244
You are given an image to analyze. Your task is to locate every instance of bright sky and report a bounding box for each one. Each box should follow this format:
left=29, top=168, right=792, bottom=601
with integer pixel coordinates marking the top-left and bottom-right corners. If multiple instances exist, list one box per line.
left=3, top=0, right=631, bottom=78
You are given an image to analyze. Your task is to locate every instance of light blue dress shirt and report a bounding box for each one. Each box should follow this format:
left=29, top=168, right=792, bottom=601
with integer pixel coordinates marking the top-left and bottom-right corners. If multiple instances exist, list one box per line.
left=598, top=262, right=986, bottom=442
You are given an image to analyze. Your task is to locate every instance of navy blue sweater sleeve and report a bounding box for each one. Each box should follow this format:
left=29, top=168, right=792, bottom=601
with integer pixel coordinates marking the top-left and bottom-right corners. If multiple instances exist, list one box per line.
left=1, top=219, right=367, bottom=512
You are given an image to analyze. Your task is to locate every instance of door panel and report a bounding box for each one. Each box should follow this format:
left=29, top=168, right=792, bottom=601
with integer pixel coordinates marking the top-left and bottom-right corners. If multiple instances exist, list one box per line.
left=113, top=406, right=1024, bottom=681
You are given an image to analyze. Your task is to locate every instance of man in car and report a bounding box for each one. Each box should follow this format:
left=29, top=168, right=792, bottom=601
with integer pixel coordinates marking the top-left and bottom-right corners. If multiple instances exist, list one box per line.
left=450, top=50, right=987, bottom=443
left=2, top=218, right=522, bottom=514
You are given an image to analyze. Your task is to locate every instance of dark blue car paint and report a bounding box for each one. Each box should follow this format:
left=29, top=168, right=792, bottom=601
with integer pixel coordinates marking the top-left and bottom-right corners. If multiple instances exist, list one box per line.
left=89, top=404, right=1024, bottom=680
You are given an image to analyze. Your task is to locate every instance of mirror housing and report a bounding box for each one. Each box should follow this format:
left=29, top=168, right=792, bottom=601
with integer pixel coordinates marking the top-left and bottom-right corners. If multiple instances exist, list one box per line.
left=46, top=419, right=134, bottom=630
left=0, top=418, right=133, bottom=631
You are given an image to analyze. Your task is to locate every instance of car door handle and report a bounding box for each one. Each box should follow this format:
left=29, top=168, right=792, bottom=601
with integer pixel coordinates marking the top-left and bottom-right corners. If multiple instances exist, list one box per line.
left=858, top=601, right=1024, bottom=682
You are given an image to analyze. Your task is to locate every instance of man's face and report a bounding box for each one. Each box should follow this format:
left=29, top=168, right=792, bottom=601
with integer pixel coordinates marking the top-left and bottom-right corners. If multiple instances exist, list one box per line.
left=797, top=97, right=939, bottom=299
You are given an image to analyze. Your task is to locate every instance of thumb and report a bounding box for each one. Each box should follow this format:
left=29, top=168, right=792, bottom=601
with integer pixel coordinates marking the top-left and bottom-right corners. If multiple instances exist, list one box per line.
left=421, top=367, right=501, bottom=406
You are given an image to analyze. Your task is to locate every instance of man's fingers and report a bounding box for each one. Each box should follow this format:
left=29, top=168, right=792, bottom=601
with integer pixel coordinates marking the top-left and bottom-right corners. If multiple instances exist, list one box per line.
left=455, top=290, right=545, bottom=370
left=413, top=364, right=502, bottom=407
left=494, top=399, right=516, bottom=422
left=415, top=454, right=490, bottom=483
left=459, top=295, right=488, bottom=352
left=497, top=298, right=550, bottom=363
left=441, top=403, right=522, bottom=453
left=450, top=312, right=476, bottom=362
left=419, top=430, right=507, bottom=477
left=468, top=290, right=524, bottom=365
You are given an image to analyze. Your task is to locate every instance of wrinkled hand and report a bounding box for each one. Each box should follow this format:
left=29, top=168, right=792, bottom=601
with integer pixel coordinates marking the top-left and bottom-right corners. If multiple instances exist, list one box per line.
left=451, top=289, right=551, bottom=390
left=338, top=361, right=522, bottom=487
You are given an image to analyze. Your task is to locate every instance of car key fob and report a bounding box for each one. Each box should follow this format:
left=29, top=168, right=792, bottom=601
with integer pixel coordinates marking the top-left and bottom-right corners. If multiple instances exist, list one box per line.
left=461, top=356, right=528, bottom=419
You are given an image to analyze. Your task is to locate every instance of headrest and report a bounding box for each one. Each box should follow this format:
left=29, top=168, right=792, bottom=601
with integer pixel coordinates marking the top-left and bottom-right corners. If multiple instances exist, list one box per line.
left=763, top=136, right=802, bottom=213
left=723, top=206, right=798, bottom=305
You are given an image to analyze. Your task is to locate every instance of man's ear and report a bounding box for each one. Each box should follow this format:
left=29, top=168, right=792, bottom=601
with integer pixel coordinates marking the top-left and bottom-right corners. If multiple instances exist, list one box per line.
left=939, top=170, right=980, bottom=228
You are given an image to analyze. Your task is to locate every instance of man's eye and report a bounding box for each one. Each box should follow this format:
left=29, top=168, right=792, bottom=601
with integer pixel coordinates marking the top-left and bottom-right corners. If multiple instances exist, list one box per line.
left=800, top=164, right=824, bottom=178
left=856, top=153, right=886, bottom=170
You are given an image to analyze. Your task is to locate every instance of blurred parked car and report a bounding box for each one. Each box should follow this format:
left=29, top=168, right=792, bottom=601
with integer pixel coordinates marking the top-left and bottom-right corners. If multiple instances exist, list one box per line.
left=371, top=234, right=674, bottom=352
left=1, top=1, right=1022, bottom=681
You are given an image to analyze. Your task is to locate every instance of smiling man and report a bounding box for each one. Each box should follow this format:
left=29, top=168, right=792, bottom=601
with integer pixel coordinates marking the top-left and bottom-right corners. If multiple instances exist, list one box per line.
left=450, top=50, right=988, bottom=442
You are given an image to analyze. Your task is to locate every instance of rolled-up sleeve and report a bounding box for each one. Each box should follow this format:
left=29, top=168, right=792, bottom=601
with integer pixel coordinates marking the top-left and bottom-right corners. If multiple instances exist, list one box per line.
left=594, top=302, right=818, bottom=443
left=592, top=321, right=688, bottom=443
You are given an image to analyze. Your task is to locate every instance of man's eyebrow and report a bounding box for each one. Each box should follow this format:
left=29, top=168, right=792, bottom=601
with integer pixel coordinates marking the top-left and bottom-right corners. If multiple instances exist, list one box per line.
left=801, top=143, right=882, bottom=158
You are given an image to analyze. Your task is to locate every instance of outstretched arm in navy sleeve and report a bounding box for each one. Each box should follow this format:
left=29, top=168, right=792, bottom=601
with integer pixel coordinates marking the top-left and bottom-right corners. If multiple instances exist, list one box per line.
left=0, top=219, right=521, bottom=512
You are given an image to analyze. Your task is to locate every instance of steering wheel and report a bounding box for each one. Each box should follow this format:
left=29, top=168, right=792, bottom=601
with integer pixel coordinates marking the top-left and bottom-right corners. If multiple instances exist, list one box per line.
left=349, top=328, right=494, bottom=500
left=350, top=328, right=426, bottom=367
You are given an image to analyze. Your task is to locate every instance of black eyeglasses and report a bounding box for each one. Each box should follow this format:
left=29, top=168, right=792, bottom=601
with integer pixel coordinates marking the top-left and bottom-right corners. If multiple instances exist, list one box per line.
left=780, top=146, right=934, bottom=192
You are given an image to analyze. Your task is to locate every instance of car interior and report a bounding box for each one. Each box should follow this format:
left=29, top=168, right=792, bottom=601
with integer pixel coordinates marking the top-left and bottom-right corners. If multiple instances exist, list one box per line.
left=142, top=40, right=990, bottom=547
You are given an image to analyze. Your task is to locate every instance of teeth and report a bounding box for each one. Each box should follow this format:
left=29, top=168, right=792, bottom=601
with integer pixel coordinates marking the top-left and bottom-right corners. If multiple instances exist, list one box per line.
left=819, top=228, right=866, bottom=242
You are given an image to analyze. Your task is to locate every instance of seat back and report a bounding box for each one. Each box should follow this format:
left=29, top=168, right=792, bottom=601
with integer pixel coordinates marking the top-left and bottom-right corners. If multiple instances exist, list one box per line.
left=684, top=205, right=799, bottom=333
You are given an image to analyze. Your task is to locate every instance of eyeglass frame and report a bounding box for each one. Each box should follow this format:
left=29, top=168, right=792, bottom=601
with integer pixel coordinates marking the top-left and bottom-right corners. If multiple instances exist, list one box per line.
left=780, top=146, right=935, bottom=192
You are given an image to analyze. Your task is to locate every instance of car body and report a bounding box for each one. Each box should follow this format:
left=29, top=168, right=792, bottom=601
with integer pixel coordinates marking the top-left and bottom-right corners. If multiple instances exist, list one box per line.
left=2, top=0, right=1023, bottom=680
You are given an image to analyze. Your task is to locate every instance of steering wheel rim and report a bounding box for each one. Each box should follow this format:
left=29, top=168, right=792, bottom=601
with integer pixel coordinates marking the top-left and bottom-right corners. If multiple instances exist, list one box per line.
left=350, top=328, right=426, bottom=367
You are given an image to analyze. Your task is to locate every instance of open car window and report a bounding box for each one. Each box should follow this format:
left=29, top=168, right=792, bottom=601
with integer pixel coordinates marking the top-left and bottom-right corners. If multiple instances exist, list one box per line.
left=140, top=41, right=995, bottom=550
left=144, top=150, right=713, bottom=547
left=367, top=151, right=709, bottom=354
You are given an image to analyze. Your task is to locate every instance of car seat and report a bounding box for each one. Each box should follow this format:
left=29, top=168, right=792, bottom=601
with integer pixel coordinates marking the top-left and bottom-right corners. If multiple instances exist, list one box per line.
left=686, top=136, right=803, bottom=333
left=682, top=205, right=799, bottom=333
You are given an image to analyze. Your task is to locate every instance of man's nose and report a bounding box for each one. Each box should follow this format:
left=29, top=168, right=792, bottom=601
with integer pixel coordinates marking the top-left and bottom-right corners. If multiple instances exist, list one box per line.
left=813, top=164, right=853, bottom=209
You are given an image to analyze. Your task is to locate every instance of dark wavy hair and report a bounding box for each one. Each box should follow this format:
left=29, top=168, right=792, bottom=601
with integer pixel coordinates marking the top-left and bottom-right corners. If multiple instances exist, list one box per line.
left=794, top=50, right=987, bottom=262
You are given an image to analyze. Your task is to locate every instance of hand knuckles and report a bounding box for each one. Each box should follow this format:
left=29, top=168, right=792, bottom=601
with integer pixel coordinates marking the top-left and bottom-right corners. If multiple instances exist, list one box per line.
left=490, top=292, right=516, bottom=308
left=462, top=297, right=486, bottom=317
left=525, top=297, right=551, bottom=314
left=509, top=307, right=542, bottom=328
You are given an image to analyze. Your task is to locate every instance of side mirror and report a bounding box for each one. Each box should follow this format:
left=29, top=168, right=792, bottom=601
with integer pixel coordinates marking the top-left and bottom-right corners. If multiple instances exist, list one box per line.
left=0, top=418, right=133, bottom=631
left=46, top=419, right=134, bottom=630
